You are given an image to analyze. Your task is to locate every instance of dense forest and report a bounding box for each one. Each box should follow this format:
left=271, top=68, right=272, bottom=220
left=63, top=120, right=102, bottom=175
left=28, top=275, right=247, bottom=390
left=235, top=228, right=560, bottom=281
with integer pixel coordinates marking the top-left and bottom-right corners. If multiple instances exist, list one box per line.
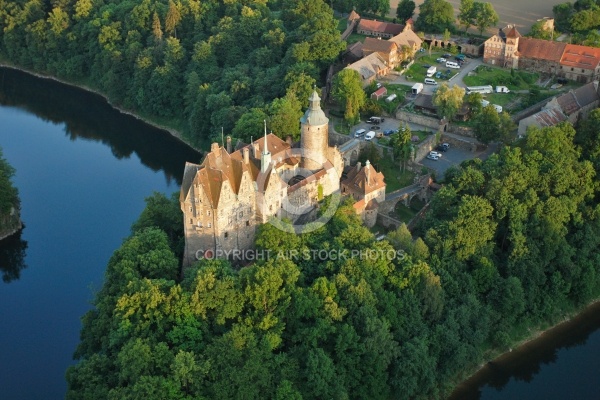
left=66, top=117, right=600, bottom=399
left=0, top=0, right=346, bottom=146
left=0, top=146, right=20, bottom=235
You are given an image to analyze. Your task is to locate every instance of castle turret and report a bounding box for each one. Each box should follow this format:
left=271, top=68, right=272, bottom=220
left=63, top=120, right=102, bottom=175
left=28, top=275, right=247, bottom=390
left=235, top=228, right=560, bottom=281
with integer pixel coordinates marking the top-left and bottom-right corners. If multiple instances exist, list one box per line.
left=300, top=90, right=329, bottom=171
left=261, top=120, right=271, bottom=173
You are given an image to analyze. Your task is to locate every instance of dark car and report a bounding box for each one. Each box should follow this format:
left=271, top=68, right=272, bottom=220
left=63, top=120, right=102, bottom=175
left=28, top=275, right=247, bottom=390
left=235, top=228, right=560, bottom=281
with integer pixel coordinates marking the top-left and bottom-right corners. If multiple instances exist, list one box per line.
left=436, top=144, right=447, bottom=152
left=422, top=64, right=431, bottom=68
left=557, top=77, right=568, bottom=84
left=443, top=53, right=452, bottom=58
left=383, top=129, right=394, bottom=136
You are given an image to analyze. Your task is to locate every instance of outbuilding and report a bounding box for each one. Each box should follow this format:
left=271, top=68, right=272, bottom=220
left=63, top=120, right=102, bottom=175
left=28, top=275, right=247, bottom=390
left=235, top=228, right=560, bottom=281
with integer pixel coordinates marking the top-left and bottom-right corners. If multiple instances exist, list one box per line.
left=371, top=86, right=388, bottom=100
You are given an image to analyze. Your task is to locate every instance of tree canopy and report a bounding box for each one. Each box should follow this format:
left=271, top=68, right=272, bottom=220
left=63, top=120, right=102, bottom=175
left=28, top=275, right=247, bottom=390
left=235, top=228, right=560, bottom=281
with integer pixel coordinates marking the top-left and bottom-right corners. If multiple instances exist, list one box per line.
left=432, top=83, right=465, bottom=120
left=67, top=117, right=600, bottom=399
left=415, top=0, right=455, bottom=33
left=0, top=0, right=346, bottom=148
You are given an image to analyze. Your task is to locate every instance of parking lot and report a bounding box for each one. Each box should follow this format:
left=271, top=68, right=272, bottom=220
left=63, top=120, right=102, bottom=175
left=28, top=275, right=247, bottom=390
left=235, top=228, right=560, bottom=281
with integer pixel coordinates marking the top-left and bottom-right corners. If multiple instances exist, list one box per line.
left=351, top=117, right=431, bottom=143
left=420, top=142, right=497, bottom=179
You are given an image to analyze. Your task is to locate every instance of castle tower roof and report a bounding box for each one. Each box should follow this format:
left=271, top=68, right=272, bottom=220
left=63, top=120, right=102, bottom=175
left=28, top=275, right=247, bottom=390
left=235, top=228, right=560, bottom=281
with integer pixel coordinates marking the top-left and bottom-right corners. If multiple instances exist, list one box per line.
left=300, top=90, right=329, bottom=126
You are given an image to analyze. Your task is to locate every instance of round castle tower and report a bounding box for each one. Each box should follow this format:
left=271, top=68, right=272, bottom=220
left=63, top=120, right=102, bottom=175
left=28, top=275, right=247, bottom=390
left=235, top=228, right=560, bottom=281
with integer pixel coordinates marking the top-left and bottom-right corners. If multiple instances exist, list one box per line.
left=300, top=90, right=329, bottom=171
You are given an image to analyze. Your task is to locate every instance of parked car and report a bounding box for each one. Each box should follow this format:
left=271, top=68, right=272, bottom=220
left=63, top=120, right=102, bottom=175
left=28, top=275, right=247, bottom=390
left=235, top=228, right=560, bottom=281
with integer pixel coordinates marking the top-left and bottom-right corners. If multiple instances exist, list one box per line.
left=443, top=53, right=452, bottom=58
left=383, top=129, right=394, bottom=136
left=426, top=154, right=439, bottom=161
left=354, top=128, right=366, bottom=138
left=365, top=131, right=376, bottom=141
left=436, top=144, right=447, bottom=152
left=436, top=57, right=446, bottom=63
left=435, top=71, right=442, bottom=79
left=429, top=151, right=443, bottom=158
left=422, top=64, right=431, bottom=68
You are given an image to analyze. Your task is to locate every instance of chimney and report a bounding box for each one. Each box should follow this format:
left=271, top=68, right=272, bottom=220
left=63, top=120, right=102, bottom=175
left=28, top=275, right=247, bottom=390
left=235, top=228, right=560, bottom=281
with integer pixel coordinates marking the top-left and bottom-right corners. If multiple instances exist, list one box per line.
left=211, top=142, right=219, bottom=153
left=243, top=146, right=250, bottom=164
left=226, top=136, right=232, bottom=153
left=356, top=161, right=362, bottom=171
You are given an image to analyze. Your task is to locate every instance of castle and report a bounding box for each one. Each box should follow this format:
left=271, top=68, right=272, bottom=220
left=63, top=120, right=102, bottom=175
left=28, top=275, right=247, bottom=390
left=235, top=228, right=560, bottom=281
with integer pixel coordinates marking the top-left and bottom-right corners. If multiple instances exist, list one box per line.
left=179, top=91, right=385, bottom=266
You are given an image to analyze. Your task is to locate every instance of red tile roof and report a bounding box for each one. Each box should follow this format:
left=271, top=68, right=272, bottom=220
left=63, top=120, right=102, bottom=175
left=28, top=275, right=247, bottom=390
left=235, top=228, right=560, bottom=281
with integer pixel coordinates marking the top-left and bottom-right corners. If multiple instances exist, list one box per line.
left=505, top=26, right=521, bottom=38
left=517, top=38, right=566, bottom=61
left=358, top=19, right=404, bottom=36
left=561, top=44, right=600, bottom=70
left=363, top=37, right=397, bottom=53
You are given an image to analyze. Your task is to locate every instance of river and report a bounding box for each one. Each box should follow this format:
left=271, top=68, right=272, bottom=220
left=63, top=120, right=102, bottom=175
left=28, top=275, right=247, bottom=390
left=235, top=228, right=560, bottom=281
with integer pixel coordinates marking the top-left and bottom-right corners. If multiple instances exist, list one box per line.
left=1, top=66, right=599, bottom=399
left=0, top=67, right=199, bottom=399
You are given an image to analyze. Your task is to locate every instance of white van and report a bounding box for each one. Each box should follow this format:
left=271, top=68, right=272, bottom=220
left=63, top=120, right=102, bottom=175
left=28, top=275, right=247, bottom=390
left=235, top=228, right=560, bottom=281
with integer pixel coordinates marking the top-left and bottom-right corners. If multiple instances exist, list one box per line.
left=365, top=131, right=376, bottom=141
left=426, top=66, right=437, bottom=77
left=446, top=61, right=460, bottom=69
left=496, top=86, right=510, bottom=93
left=424, top=78, right=438, bottom=85
left=493, top=104, right=503, bottom=113
left=481, top=99, right=490, bottom=107
left=354, top=128, right=366, bottom=138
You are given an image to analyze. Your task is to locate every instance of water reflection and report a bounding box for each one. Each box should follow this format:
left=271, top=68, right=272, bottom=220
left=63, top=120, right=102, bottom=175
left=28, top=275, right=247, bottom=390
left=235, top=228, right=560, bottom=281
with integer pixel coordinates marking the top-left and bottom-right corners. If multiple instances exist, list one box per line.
left=449, top=302, right=600, bottom=399
left=0, top=227, right=27, bottom=283
left=0, top=67, right=202, bottom=185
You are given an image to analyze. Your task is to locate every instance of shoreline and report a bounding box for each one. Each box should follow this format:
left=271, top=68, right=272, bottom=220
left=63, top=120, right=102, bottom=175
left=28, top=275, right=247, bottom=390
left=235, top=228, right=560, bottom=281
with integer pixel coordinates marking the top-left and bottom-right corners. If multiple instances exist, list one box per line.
left=0, top=62, right=203, bottom=154
left=447, top=297, right=600, bottom=399
left=0, top=219, right=22, bottom=242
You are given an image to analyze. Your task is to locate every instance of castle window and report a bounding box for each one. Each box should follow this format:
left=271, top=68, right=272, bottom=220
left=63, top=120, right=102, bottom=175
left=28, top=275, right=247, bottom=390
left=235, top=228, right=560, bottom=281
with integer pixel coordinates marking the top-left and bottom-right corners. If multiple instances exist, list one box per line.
left=190, top=219, right=193, bottom=224
left=239, top=211, right=243, bottom=218
left=197, top=221, right=202, bottom=227
left=582, top=69, right=585, bottom=73
left=207, top=222, right=212, bottom=228
left=246, top=220, right=250, bottom=226
left=190, top=207, right=193, bottom=212
left=224, top=232, right=228, bottom=239
left=571, top=68, right=574, bottom=71
left=207, top=210, right=211, bottom=216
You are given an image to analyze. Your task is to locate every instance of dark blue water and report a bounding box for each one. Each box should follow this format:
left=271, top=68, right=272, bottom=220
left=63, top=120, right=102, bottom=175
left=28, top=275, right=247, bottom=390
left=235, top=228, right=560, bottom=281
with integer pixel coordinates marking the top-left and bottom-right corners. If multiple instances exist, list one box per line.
left=0, top=67, right=199, bottom=399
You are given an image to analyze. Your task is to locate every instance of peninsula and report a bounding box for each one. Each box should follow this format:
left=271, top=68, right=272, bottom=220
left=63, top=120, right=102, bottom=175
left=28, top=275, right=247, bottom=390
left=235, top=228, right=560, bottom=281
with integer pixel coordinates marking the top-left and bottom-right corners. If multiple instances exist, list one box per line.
left=0, top=147, right=21, bottom=241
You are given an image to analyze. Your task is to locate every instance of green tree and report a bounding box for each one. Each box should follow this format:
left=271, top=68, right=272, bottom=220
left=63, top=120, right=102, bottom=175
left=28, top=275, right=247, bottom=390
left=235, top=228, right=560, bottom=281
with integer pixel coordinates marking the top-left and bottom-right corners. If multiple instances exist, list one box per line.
left=332, top=69, right=366, bottom=124
left=432, top=83, right=465, bottom=121
left=232, top=108, right=269, bottom=143
left=269, top=93, right=303, bottom=141
left=473, top=2, right=499, bottom=36
left=416, top=0, right=455, bottom=33
left=396, top=0, right=416, bottom=22
left=458, top=0, right=475, bottom=32
left=473, top=105, right=515, bottom=144
left=467, top=92, right=484, bottom=116
left=528, top=19, right=554, bottom=39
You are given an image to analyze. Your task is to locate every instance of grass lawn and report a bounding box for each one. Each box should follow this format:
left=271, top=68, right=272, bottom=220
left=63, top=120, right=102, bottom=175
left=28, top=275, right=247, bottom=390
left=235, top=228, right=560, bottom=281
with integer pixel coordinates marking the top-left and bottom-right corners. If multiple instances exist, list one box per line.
left=372, top=156, right=416, bottom=193
left=463, top=65, right=538, bottom=90
left=485, top=92, right=519, bottom=107
left=405, top=53, right=454, bottom=83
left=374, top=84, right=413, bottom=113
